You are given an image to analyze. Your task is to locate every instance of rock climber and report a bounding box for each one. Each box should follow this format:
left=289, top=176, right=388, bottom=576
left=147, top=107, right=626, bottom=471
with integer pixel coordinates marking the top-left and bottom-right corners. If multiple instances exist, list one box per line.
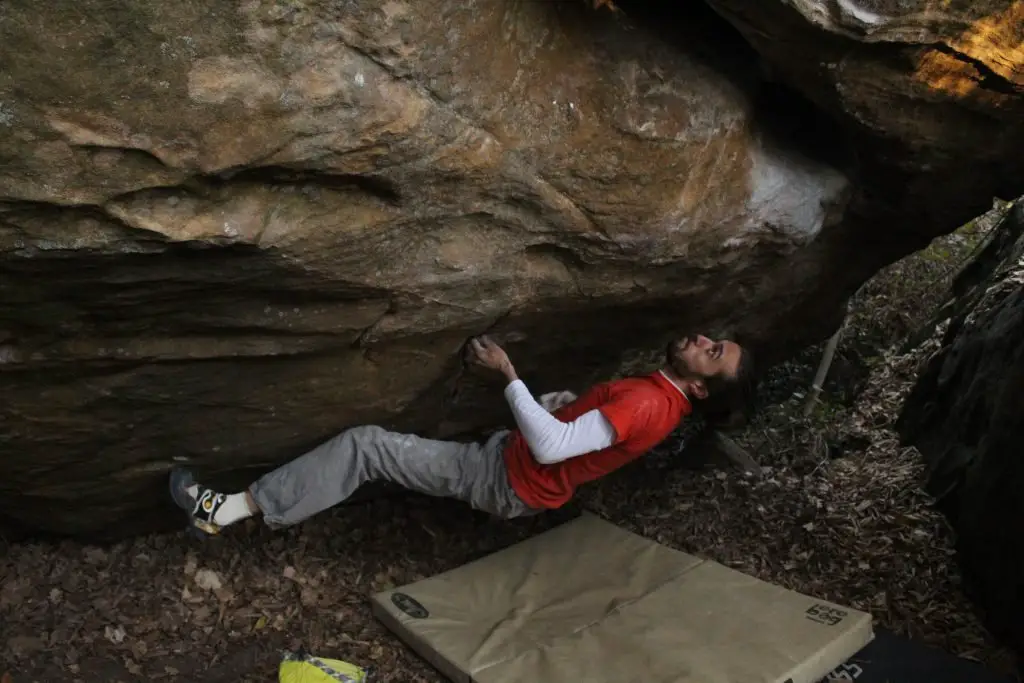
left=169, top=333, right=753, bottom=535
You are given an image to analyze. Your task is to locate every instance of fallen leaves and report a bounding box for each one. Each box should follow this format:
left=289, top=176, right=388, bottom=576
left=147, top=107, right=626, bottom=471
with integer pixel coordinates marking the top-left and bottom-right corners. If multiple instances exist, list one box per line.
left=0, top=578, right=31, bottom=610
left=82, top=547, right=108, bottom=566
left=6, top=635, right=46, bottom=658
left=193, top=568, right=223, bottom=592
left=104, top=625, right=127, bottom=645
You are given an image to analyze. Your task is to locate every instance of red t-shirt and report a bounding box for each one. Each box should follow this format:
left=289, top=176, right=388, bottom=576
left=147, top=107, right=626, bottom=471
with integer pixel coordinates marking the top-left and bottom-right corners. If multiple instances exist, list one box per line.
left=502, top=371, right=692, bottom=509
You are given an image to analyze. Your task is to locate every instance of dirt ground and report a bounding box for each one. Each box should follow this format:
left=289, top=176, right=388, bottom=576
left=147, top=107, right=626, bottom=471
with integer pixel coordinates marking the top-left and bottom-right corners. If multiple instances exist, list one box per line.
left=3, top=208, right=1021, bottom=682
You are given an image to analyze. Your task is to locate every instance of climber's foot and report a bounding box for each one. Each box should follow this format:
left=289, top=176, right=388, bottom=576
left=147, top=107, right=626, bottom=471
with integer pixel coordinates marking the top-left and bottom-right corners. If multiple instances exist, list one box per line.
left=169, top=467, right=224, bottom=536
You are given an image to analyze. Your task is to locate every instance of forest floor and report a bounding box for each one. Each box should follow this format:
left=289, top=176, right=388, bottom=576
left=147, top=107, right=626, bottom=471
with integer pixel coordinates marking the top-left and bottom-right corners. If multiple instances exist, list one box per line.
left=2, top=205, right=1021, bottom=682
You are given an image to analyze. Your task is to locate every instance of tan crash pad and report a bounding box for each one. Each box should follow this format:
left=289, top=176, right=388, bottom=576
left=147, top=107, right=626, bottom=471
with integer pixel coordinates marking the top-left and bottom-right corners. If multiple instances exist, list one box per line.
left=371, top=513, right=873, bottom=683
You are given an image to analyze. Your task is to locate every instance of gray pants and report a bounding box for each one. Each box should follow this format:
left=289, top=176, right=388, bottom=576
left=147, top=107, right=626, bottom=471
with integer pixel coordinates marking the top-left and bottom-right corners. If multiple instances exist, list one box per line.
left=248, top=426, right=539, bottom=527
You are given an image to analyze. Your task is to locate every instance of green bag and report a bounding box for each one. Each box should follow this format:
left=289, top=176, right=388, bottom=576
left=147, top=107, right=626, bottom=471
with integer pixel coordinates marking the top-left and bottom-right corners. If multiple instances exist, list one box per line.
left=278, top=649, right=372, bottom=683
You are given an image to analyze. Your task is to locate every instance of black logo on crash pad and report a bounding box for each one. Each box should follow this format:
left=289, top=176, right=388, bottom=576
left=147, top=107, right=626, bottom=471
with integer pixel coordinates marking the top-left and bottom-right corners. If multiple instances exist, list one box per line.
left=391, top=592, right=429, bottom=619
left=805, top=603, right=847, bottom=626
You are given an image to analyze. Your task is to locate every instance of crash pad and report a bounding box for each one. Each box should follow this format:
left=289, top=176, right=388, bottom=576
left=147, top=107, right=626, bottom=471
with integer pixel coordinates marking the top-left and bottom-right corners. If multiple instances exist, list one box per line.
left=371, top=512, right=874, bottom=683
left=816, top=627, right=1017, bottom=683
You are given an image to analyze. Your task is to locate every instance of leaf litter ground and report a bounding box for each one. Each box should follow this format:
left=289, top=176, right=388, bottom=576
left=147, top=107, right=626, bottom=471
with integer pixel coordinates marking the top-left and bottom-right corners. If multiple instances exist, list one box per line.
left=2, top=211, right=1020, bottom=682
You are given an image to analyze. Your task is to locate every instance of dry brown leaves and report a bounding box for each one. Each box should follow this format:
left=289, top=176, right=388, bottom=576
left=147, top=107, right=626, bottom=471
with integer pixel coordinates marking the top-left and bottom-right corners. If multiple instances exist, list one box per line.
left=0, top=495, right=574, bottom=681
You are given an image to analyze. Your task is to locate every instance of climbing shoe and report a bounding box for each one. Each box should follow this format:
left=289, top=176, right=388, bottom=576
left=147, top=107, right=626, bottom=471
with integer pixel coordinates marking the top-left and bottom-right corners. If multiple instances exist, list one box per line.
left=169, top=467, right=224, bottom=536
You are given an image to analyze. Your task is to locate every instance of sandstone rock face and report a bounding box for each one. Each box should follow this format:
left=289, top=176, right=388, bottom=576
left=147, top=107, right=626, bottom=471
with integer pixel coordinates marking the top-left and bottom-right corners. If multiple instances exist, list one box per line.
left=897, top=201, right=1024, bottom=660
left=705, top=0, right=1024, bottom=232
left=0, top=0, right=1020, bottom=538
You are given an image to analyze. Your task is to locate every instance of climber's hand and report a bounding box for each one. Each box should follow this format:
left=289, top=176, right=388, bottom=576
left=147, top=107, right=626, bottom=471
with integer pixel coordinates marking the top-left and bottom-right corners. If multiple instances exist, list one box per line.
left=466, top=335, right=518, bottom=382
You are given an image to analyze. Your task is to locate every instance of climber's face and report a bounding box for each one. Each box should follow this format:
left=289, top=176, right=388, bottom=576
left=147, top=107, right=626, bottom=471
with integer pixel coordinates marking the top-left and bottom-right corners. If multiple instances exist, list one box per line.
left=665, top=334, right=746, bottom=401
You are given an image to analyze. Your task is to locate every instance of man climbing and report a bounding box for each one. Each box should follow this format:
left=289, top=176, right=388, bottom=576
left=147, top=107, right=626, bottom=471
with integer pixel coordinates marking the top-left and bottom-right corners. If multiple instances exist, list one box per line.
left=170, top=333, right=752, bottom=535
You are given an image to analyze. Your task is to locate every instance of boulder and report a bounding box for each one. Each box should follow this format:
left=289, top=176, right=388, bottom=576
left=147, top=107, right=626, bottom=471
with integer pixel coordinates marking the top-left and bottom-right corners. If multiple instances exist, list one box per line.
left=703, top=0, right=1024, bottom=234
left=0, top=0, right=1020, bottom=538
left=897, top=201, right=1024, bottom=658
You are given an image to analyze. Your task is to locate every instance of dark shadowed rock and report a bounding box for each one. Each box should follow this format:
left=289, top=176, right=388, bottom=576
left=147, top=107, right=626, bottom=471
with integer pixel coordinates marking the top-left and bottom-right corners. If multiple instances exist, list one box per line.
left=0, top=0, right=1020, bottom=538
left=898, top=201, right=1024, bottom=660
left=704, top=0, right=1024, bottom=233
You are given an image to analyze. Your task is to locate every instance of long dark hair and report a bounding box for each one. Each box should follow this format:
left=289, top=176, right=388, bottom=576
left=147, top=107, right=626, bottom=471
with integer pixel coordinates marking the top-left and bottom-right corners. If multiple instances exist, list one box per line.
left=700, top=345, right=757, bottom=428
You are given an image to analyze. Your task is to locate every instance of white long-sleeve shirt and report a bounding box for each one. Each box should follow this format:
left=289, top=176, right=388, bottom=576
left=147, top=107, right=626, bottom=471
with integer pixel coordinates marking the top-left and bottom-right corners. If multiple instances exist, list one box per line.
left=503, top=380, right=616, bottom=465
